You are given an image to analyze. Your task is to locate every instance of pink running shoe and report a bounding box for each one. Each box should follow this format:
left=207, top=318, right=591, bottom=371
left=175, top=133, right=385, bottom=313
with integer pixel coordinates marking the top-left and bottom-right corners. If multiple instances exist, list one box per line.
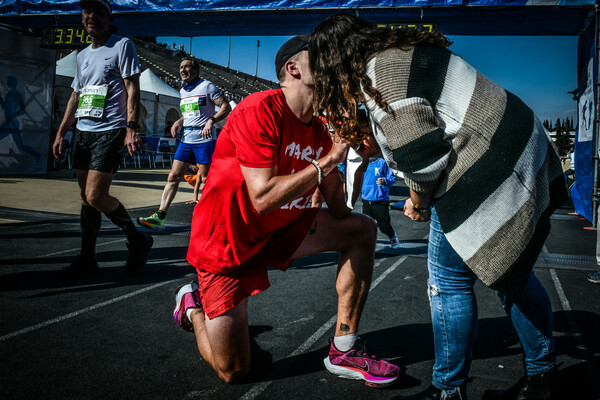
left=324, top=337, right=400, bottom=388
left=173, top=281, right=202, bottom=332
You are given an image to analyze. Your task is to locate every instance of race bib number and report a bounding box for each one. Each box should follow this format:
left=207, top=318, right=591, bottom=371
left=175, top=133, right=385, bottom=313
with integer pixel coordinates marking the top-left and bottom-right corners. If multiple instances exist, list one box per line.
left=75, top=85, right=108, bottom=118
left=180, top=96, right=206, bottom=118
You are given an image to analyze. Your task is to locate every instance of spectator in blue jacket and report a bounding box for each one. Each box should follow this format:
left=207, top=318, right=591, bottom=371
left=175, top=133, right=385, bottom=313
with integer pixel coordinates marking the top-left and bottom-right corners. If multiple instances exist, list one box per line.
left=361, top=156, right=399, bottom=249
left=357, top=109, right=400, bottom=248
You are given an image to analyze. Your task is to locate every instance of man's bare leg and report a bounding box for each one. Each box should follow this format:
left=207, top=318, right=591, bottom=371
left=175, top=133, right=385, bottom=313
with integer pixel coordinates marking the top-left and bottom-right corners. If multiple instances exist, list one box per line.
left=291, top=210, right=377, bottom=336
left=68, top=169, right=151, bottom=275
left=291, top=210, right=399, bottom=386
left=158, top=160, right=189, bottom=213
left=197, top=162, right=210, bottom=188
left=187, top=210, right=378, bottom=384
left=190, top=297, right=251, bottom=383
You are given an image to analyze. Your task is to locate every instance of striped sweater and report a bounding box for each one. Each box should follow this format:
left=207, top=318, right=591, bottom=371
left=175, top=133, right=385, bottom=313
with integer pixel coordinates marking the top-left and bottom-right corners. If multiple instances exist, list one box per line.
left=363, top=46, right=568, bottom=297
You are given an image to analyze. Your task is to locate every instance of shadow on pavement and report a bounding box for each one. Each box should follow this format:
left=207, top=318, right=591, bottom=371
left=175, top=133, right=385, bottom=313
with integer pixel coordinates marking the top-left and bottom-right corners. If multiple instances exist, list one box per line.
left=0, top=245, right=194, bottom=294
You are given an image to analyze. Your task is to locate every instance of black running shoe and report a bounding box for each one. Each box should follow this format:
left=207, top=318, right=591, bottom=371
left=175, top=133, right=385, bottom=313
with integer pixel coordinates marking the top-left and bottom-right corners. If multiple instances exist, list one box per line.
left=124, top=233, right=154, bottom=276
left=56, top=255, right=100, bottom=279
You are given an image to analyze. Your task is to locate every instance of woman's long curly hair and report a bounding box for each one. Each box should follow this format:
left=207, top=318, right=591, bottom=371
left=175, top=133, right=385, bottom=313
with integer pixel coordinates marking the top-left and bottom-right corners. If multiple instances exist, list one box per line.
left=309, top=14, right=451, bottom=146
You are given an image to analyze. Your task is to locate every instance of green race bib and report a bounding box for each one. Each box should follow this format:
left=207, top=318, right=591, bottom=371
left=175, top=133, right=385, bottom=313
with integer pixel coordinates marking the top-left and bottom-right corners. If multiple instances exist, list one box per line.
left=180, top=97, right=201, bottom=118
left=75, top=85, right=108, bottom=118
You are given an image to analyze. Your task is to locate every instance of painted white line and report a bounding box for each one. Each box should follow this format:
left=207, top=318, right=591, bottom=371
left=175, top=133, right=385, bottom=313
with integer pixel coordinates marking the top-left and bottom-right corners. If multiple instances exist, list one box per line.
left=35, top=238, right=127, bottom=258
left=240, top=254, right=412, bottom=400
left=0, top=279, right=177, bottom=342
left=549, top=268, right=571, bottom=311
left=549, top=268, right=600, bottom=397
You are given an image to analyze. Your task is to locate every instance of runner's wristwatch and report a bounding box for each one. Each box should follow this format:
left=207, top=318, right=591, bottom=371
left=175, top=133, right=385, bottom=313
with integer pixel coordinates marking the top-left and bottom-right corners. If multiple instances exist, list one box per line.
left=127, top=121, right=139, bottom=129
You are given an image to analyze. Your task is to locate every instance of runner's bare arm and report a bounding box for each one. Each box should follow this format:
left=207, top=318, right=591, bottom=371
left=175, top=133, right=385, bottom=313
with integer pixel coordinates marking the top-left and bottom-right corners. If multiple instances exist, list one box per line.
left=317, top=170, right=349, bottom=218
left=171, top=117, right=184, bottom=137
left=53, top=90, right=79, bottom=159
left=212, top=96, right=231, bottom=122
left=202, top=96, right=231, bottom=138
left=124, top=74, right=142, bottom=155
left=240, top=136, right=350, bottom=215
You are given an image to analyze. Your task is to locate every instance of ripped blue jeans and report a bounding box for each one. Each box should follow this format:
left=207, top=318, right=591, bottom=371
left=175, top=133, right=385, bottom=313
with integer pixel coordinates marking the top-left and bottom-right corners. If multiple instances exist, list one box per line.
left=427, top=206, right=555, bottom=391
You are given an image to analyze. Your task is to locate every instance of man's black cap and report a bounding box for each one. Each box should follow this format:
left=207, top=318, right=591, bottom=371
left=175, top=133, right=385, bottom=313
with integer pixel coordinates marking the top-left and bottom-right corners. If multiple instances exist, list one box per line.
left=275, top=34, right=310, bottom=76
left=78, top=0, right=112, bottom=15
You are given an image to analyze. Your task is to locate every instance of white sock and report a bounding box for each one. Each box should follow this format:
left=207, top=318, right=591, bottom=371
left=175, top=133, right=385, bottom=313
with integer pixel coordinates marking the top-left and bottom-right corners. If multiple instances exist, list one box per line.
left=333, top=333, right=358, bottom=352
left=186, top=308, right=195, bottom=321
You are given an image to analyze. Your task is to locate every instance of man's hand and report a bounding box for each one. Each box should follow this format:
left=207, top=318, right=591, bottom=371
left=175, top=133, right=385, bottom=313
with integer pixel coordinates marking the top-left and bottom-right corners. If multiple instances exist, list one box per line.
left=202, top=119, right=214, bottom=139
left=170, top=124, right=180, bottom=138
left=327, top=133, right=351, bottom=166
left=376, top=177, right=385, bottom=186
left=52, top=135, right=65, bottom=159
left=125, top=128, right=143, bottom=156
left=171, top=119, right=183, bottom=137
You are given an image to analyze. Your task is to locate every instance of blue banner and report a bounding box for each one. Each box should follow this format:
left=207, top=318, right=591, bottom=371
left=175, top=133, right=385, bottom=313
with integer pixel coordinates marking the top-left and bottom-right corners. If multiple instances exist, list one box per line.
left=0, top=0, right=595, bottom=36
left=573, top=19, right=596, bottom=223
left=0, top=0, right=595, bottom=14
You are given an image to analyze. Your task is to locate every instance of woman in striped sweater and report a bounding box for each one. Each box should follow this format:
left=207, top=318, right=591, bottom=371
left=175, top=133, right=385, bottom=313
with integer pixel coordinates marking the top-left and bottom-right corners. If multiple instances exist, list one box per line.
left=309, top=14, right=568, bottom=400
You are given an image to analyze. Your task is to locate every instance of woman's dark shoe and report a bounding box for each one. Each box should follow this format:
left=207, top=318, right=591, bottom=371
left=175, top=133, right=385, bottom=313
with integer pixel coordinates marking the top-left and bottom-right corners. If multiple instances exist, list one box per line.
left=482, top=370, right=558, bottom=400
left=410, top=384, right=467, bottom=400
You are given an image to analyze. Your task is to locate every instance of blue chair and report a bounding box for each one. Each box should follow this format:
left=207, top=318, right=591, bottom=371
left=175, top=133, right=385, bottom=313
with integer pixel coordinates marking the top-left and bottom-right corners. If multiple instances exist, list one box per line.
left=157, top=140, right=174, bottom=167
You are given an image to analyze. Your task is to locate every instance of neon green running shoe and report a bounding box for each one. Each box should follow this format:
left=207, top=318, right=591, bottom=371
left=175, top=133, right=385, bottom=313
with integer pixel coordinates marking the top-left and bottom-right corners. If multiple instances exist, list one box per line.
left=137, top=212, right=165, bottom=231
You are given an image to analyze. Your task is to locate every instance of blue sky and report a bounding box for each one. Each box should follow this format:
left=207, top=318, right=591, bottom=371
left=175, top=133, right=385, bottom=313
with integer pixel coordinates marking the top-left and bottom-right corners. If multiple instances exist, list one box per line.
left=160, top=35, right=578, bottom=123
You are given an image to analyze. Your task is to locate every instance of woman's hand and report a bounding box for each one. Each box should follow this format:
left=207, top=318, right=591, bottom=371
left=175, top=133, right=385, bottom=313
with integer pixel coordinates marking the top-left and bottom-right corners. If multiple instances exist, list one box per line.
left=403, top=198, right=431, bottom=222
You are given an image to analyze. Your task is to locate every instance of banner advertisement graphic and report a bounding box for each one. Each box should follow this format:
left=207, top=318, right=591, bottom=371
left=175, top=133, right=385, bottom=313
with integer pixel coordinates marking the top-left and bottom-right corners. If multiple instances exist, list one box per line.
left=0, top=30, right=55, bottom=174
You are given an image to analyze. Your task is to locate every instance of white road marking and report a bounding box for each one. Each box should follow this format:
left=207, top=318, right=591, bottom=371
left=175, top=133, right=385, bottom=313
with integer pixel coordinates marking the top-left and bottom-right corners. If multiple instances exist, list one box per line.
left=549, top=268, right=600, bottom=397
left=0, top=278, right=179, bottom=342
left=543, top=245, right=600, bottom=397
left=240, top=254, right=413, bottom=400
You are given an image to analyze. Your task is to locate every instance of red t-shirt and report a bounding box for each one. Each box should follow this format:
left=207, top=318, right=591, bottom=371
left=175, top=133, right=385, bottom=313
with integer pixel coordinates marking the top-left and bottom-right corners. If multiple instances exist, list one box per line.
left=186, top=89, right=333, bottom=274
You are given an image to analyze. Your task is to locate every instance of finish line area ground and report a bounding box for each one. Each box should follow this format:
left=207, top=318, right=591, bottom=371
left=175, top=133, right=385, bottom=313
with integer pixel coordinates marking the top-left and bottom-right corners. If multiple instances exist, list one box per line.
left=0, top=169, right=598, bottom=400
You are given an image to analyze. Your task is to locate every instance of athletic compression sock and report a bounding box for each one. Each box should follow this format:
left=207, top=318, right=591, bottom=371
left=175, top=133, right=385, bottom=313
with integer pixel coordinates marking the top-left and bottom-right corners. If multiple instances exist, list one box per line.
left=157, top=210, right=166, bottom=219
left=333, top=333, right=358, bottom=352
left=106, top=202, right=142, bottom=242
left=81, top=204, right=101, bottom=258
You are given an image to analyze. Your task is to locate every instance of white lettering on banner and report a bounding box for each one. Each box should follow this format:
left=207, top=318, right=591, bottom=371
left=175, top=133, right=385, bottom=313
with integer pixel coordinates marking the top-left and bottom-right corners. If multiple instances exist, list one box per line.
left=578, top=58, right=594, bottom=143
left=283, top=142, right=324, bottom=161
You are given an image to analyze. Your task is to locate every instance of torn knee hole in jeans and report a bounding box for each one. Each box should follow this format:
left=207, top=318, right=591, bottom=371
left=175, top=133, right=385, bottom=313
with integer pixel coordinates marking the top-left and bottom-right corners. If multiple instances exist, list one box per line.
left=428, top=283, right=440, bottom=301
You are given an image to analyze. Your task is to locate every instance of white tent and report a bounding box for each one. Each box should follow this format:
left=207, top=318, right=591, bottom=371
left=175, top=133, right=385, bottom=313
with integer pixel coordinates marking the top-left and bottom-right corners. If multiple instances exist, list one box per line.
left=54, top=51, right=79, bottom=145
left=140, top=68, right=179, bottom=97
left=56, top=50, right=78, bottom=79
left=138, top=68, right=180, bottom=137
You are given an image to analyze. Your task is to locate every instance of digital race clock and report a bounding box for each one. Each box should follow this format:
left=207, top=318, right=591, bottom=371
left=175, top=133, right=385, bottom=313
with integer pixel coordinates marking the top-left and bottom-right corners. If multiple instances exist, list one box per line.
left=377, top=22, right=438, bottom=32
left=41, top=26, right=91, bottom=48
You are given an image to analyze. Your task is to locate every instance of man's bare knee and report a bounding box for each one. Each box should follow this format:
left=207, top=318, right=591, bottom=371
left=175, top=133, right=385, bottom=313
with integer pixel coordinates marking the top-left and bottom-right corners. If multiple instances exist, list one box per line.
left=216, top=365, right=250, bottom=384
left=85, top=191, right=103, bottom=208
left=352, top=213, right=377, bottom=244
left=167, top=172, right=184, bottom=184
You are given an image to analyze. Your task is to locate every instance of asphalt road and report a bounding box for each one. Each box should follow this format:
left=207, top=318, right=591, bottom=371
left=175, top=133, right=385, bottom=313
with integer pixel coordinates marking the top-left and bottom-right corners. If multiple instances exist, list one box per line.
left=1, top=176, right=599, bottom=400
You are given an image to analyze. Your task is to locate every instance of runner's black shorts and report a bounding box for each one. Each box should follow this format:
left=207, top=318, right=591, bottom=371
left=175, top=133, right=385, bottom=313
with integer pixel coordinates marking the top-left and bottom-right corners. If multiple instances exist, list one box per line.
left=72, top=128, right=126, bottom=173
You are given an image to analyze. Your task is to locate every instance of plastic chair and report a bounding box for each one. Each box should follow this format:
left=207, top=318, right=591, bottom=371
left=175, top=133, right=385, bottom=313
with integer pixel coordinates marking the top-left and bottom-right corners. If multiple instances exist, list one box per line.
left=139, top=144, right=157, bottom=168
left=157, top=141, right=174, bottom=167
